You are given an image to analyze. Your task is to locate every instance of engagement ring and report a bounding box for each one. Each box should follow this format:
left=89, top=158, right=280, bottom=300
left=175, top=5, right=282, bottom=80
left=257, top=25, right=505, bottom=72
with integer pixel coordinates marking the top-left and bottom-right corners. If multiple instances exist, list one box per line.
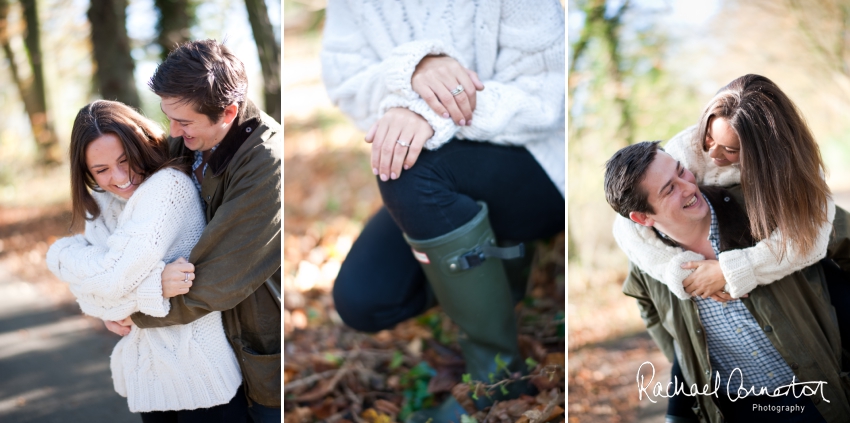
left=450, top=84, right=464, bottom=96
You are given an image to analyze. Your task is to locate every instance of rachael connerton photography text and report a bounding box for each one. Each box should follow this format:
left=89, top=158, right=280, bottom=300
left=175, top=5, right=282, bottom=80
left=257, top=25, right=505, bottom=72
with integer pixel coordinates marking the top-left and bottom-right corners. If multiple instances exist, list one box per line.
left=635, top=361, right=829, bottom=403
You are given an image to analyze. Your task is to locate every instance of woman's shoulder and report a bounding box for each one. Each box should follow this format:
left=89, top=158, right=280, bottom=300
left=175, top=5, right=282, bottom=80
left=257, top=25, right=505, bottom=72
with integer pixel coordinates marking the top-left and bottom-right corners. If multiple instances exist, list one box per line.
left=128, top=168, right=199, bottom=208
left=663, top=125, right=699, bottom=158
left=139, top=168, right=195, bottom=192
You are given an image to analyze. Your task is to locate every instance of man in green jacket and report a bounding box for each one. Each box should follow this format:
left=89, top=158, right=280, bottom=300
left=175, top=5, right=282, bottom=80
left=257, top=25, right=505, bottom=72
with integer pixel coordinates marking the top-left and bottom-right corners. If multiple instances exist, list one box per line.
left=106, top=40, right=281, bottom=422
left=604, top=141, right=850, bottom=423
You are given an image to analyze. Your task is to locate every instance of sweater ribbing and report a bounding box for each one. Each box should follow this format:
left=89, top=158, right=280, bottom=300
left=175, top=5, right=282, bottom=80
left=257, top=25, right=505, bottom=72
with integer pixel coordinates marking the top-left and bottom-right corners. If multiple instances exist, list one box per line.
left=321, top=0, right=565, bottom=196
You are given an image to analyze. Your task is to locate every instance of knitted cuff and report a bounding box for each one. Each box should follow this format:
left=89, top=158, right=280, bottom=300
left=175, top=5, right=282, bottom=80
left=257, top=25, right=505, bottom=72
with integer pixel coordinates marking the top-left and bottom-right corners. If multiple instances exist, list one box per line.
left=379, top=94, right=459, bottom=149
left=664, top=250, right=704, bottom=300
left=136, top=261, right=170, bottom=317
left=383, top=39, right=466, bottom=99
left=717, top=249, right=758, bottom=298
left=45, top=235, right=82, bottom=276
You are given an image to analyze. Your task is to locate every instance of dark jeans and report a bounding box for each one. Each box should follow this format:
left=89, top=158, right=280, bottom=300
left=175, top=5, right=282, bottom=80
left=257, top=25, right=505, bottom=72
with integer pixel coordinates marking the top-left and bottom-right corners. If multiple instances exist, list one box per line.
left=139, top=385, right=248, bottom=423
left=333, top=140, right=564, bottom=332
left=247, top=402, right=280, bottom=423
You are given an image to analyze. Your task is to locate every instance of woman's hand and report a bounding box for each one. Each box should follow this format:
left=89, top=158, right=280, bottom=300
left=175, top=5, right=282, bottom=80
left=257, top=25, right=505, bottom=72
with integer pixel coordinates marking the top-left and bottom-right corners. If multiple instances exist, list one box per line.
left=161, top=257, right=194, bottom=298
left=411, top=55, right=484, bottom=126
left=681, top=260, right=727, bottom=298
left=366, top=108, right=434, bottom=181
left=103, top=316, right=134, bottom=336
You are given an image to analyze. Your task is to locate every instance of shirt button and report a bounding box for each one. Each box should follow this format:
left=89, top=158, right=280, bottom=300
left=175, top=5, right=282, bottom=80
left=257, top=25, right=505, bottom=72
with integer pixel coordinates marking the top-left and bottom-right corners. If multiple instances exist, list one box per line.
left=751, top=351, right=758, bottom=357
left=764, top=325, right=773, bottom=332
left=724, top=197, right=730, bottom=202
left=790, top=362, right=799, bottom=370
left=207, top=195, right=211, bottom=201
left=736, top=327, right=742, bottom=334
left=696, top=329, right=702, bottom=334
left=767, top=372, right=774, bottom=378
left=705, top=370, right=710, bottom=375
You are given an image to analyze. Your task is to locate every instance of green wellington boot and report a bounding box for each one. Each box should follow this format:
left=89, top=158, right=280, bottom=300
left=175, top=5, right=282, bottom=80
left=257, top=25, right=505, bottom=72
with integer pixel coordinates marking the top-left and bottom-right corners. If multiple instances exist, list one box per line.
left=404, top=202, right=528, bottom=423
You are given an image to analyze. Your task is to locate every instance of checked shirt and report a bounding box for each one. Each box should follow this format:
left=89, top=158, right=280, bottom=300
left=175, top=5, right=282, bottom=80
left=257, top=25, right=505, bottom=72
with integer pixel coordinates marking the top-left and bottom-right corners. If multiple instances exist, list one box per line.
left=693, top=195, right=797, bottom=394
left=191, top=145, right=218, bottom=209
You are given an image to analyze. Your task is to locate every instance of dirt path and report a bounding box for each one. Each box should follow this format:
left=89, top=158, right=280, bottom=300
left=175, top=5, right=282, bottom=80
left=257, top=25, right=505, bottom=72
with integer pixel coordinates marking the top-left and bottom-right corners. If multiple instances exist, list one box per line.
left=0, top=203, right=138, bottom=423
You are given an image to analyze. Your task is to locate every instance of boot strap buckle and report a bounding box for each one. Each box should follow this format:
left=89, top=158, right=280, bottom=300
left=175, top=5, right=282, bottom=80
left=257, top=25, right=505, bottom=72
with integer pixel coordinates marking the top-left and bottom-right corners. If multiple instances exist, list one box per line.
left=456, top=243, right=526, bottom=270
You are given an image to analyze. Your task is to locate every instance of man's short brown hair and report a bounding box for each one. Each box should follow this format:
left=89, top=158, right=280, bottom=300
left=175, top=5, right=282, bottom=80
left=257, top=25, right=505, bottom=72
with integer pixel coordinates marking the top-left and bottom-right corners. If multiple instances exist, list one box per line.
left=604, top=141, right=662, bottom=218
left=148, top=39, right=248, bottom=123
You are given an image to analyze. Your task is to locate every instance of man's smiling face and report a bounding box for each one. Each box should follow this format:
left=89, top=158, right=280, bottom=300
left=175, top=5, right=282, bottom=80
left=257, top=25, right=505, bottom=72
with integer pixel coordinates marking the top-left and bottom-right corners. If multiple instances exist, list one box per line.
left=629, top=151, right=709, bottom=233
left=160, top=97, right=232, bottom=152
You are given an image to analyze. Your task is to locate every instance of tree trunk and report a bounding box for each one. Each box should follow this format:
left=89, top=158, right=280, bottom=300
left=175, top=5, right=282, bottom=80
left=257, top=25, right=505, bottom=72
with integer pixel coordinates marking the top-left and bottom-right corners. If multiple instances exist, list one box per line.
left=0, top=0, right=61, bottom=165
left=88, top=0, right=141, bottom=109
left=154, top=0, right=193, bottom=61
left=245, top=0, right=281, bottom=122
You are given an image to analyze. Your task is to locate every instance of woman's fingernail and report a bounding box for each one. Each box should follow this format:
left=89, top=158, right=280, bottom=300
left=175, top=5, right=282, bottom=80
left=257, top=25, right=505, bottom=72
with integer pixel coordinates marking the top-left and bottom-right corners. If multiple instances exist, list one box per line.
left=391, top=172, right=397, bottom=180
left=404, top=164, right=410, bottom=170
left=459, top=119, right=466, bottom=126
left=380, top=174, right=388, bottom=181
left=372, top=168, right=378, bottom=175
left=442, top=113, right=449, bottom=118
left=466, top=119, right=472, bottom=126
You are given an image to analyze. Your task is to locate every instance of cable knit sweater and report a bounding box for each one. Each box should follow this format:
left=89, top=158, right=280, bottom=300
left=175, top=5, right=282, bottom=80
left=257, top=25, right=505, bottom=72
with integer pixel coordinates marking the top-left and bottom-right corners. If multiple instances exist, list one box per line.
left=613, top=126, right=836, bottom=299
left=321, top=0, right=565, bottom=196
left=46, top=168, right=242, bottom=413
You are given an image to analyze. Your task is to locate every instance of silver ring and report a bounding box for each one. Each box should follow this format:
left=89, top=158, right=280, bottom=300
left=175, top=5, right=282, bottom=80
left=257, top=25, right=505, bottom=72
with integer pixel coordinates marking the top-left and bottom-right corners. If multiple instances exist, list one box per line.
left=450, top=84, right=464, bottom=96
left=184, top=272, right=190, bottom=283
left=396, top=139, right=410, bottom=147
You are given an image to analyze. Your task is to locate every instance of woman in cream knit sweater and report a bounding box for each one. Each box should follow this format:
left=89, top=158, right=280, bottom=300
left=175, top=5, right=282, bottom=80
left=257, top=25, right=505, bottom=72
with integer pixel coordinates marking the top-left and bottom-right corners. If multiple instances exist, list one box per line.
left=46, top=101, right=244, bottom=421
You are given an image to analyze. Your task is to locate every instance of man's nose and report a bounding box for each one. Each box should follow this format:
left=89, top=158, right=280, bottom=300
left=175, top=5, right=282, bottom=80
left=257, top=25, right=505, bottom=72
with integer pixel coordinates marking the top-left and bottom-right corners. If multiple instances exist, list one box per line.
left=169, top=121, right=182, bottom=137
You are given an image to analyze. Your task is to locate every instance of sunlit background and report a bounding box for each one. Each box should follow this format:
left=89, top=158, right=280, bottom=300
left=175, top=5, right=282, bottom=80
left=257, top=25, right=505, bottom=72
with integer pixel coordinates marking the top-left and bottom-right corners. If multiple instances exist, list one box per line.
left=568, top=0, right=850, bottom=421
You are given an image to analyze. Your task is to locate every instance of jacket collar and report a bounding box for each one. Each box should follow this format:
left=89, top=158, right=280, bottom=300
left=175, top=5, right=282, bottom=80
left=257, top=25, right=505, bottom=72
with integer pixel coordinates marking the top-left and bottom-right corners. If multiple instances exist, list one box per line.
left=207, top=100, right=262, bottom=177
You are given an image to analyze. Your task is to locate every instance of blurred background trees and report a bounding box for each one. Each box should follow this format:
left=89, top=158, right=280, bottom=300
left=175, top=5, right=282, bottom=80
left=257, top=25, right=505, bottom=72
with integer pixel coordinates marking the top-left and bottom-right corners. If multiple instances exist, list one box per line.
left=0, top=0, right=280, bottom=205
left=569, top=0, right=850, bottom=420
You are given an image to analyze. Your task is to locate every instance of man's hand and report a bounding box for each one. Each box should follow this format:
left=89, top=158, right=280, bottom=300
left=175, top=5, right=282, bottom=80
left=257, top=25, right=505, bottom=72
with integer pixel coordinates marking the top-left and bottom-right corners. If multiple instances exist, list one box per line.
left=681, top=260, right=727, bottom=299
left=365, top=108, right=434, bottom=181
left=103, top=316, right=134, bottom=337
left=161, top=257, right=194, bottom=298
left=411, top=55, right=485, bottom=126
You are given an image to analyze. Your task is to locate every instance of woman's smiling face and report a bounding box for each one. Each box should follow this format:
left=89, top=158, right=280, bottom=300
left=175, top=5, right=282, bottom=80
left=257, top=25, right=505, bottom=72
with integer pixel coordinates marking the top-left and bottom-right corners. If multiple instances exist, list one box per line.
left=85, top=133, right=140, bottom=199
left=705, top=116, right=741, bottom=167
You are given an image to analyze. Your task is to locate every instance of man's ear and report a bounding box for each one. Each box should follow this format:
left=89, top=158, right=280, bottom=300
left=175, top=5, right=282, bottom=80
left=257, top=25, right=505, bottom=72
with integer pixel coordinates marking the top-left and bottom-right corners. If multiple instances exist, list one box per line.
left=629, top=211, right=654, bottom=227
left=221, top=103, right=239, bottom=125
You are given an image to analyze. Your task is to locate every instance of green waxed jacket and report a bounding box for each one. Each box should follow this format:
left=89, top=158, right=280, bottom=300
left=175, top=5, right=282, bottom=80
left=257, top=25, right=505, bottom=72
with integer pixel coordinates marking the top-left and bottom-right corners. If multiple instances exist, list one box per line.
left=132, top=102, right=282, bottom=407
left=623, top=186, right=850, bottom=423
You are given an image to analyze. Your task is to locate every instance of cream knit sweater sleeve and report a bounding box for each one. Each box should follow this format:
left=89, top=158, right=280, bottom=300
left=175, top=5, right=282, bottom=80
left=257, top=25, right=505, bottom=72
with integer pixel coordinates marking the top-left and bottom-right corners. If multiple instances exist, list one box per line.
left=45, top=169, right=199, bottom=319
left=613, top=126, right=835, bottom=299
left=321, top=0, right=565, bottom=151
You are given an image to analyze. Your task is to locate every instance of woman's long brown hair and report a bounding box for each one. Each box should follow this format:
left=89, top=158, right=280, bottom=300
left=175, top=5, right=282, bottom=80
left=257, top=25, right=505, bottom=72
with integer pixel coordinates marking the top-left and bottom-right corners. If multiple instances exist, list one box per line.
left=695, top=74, right=830, bottom=260
left=69, top=100, right=190, bottom=229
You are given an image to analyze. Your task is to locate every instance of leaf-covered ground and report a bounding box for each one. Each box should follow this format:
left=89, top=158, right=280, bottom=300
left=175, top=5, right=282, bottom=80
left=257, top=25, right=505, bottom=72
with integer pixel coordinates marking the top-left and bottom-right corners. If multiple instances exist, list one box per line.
left=282, top=230, right=567, bottom=423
